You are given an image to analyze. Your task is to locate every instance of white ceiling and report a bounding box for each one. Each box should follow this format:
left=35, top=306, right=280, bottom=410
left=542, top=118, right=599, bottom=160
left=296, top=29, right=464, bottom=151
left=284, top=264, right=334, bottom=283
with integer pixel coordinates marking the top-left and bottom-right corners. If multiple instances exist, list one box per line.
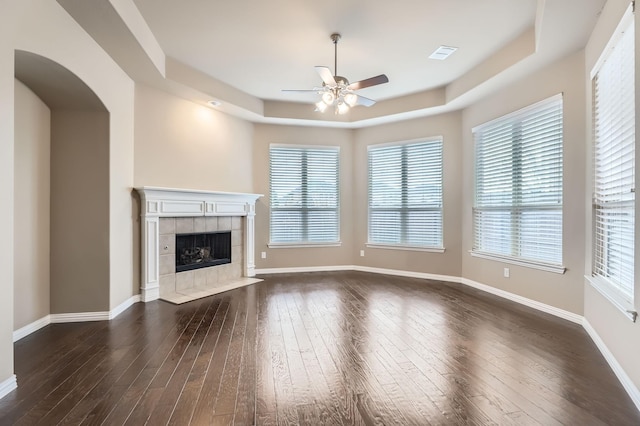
left=54, top=0, right=607, bottom=126
left=132, top=0, right=605, bottom=108
left=134, top=0, right=535, bottom=102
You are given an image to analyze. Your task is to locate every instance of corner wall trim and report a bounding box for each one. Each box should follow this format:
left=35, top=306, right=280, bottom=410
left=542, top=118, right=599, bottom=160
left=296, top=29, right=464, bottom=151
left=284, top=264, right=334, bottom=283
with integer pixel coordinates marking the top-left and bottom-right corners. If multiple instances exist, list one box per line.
left=0, top=375, right=17, bottom=400
left=13, top=315, right=52, bottom=342
left=110, top=295, right=141, bottom=320
left=583, top=319, right=640, bottom=412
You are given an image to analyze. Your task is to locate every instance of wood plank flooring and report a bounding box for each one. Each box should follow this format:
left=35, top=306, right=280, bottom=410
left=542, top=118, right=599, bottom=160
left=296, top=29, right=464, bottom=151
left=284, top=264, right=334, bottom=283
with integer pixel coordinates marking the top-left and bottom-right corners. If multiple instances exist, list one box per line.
left=0, top=271, right=638, bottom=425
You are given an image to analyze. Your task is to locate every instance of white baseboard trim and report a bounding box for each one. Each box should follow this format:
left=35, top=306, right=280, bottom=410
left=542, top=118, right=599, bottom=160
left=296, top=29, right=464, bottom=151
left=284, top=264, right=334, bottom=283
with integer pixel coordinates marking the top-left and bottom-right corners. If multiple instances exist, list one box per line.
left=13, top=315, right=52, bottom=342
left=255, top=264, right=581, bottom=324
left=255, top=265, right=355, bottom=275
left=0, top=375, right=16, bottom=399
left=13, top=295, right=142, bottom=340
left=460, top=277, right=583, bottom=324
left=50, top=311, right=110, bottom=323
left=583, top=319, right=640, bottom=412
left=110, top=295, right=141, bottom=320
left=353, top=265, right=462, bottom=284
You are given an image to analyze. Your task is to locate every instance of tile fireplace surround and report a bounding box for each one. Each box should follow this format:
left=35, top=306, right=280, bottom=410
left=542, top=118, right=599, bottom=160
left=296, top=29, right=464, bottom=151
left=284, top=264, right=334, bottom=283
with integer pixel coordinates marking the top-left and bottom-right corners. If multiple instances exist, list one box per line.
left=136, top=187, right=263, bottom=304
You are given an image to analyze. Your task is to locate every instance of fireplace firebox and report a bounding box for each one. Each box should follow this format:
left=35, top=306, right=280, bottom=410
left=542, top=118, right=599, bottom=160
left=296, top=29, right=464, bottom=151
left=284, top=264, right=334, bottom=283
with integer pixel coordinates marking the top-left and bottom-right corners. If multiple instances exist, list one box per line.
left=175, top=231, right=231, bottom=272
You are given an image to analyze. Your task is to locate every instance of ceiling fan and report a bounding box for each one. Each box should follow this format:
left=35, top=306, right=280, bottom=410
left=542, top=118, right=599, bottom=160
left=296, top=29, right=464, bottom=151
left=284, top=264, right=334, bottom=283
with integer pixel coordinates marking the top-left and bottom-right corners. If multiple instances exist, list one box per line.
left=283, top=33, right=389, bottom=114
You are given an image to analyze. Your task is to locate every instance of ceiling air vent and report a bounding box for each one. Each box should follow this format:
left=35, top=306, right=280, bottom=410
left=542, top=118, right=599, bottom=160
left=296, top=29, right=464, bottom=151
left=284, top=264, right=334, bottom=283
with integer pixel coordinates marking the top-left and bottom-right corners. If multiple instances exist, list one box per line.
left=429, top=45, right=458, bottom=60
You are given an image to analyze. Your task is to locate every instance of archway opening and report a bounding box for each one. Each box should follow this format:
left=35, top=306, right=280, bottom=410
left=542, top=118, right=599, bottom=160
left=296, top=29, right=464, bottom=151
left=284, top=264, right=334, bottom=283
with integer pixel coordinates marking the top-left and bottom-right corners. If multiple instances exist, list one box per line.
left=14, top=50, right=110, bottom=332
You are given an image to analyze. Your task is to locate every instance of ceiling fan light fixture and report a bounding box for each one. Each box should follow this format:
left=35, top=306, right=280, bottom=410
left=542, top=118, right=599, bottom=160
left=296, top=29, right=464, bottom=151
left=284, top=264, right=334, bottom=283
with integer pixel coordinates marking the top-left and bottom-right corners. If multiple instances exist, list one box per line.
left=283, top=33, right=389, bottom=115
left=315, top=100, right=328, bottom=112
left=322, top=90, right=335, bottom=104
left=344, top=92, right=358, bottom=107
left=337, top=101, right=349, bottom=115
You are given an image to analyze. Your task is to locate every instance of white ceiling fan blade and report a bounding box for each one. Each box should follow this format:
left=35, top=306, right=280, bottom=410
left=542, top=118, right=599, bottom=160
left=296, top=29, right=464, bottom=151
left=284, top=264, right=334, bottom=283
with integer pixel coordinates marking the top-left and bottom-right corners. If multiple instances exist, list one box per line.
left=355, top=94, right=376, bottom=107
left=347, top=74, right=389, bottom=91
left=315, top=66, right=337, bottom=86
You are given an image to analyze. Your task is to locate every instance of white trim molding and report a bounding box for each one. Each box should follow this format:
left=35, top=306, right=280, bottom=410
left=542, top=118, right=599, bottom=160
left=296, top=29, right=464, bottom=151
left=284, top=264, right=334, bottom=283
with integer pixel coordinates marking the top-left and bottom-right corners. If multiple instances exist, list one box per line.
left=583, top=319, right=640, bottom=411
left=109, top=295, right=141, bottom=320
left=136, top=187, right=263, bottom=302
left=255, top=265, right=355, bottom=275
left=13, top=315, right=51, bottom=342
left=460, top=277, right=582, bottom=324
left=255, top=265, right=579, bottom=325
left=0, top=375, right=17, bottom=400
left=355, top=265, right=460, bottom=283
left=13, top=296, right=142, bottom=342
left=470, top=250, right=566, bottom=275
left=51, top=312, right=110, bottom=323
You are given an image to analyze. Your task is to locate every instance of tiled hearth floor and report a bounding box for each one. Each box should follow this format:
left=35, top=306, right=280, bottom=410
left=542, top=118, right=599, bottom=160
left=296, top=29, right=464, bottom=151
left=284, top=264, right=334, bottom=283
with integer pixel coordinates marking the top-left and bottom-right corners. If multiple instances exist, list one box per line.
left=160, top=277, right=262, bottom=304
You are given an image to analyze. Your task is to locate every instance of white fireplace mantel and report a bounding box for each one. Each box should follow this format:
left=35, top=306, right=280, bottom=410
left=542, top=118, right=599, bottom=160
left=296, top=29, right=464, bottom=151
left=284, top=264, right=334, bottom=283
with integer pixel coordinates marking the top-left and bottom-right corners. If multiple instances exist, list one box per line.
left=136, top=187, right=263, bottom=302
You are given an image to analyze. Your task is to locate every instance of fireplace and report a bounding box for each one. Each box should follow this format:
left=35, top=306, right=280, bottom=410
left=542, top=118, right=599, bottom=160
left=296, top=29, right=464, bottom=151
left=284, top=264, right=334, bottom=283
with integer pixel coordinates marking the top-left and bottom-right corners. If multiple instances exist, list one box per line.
left=176, top=231, right=231, bottom=272
left=136, top=186, right=262, bottom=303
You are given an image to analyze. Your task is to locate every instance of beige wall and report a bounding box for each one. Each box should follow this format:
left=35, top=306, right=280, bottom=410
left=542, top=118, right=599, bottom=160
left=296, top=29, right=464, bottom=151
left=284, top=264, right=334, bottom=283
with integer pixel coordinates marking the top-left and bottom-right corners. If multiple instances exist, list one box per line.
left=134, top=84, right=254, bottom=193
left=583, top=0, right=640, bottom=397
left=13, top=80, right=51, bottom=330
left=353, top=112, right=463, bottom=277
left=253, top=124, right=355, bottom=268
left=461, top=51, right=586, bottom=315
left=50, top=110, right=110, bottom=313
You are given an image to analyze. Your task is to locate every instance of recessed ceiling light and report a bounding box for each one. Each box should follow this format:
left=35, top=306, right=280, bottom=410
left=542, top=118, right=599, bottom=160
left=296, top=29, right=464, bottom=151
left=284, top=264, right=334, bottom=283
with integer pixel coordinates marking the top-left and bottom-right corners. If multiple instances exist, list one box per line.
left=429, top=45, right=458, bottom=60
left=207, top=100, right=221, bottom=107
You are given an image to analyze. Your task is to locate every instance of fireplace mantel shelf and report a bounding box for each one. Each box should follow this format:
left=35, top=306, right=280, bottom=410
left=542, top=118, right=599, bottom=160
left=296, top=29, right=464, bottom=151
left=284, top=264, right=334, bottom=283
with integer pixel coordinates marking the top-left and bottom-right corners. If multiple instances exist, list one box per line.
left=135, top=187, right=263, bottom=302
left=137, top=186, right=263, bottom=218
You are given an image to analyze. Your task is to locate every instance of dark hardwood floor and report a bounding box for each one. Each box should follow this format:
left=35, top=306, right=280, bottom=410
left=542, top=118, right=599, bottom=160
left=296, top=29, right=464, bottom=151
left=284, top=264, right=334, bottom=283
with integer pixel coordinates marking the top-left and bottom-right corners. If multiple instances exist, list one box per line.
left=0, top=271, right=638, bottom=425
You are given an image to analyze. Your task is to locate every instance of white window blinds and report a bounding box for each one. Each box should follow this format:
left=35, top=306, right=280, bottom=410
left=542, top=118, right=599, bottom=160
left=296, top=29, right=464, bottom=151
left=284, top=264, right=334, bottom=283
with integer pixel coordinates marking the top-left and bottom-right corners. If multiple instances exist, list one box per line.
left=368, top=139, right=443, bottom=249
left=473, top=95, right=563, bottom=269
left=269, top=145, right=340, bottom=245
left=592, top=13, right=635, bottom=303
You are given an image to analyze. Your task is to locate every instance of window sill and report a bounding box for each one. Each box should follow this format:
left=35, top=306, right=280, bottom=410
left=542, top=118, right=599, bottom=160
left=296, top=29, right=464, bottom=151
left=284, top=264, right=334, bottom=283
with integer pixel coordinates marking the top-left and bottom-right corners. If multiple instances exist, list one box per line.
left=367, top=244, right=445, bottom=253
left=268, top=242, right=342, bottom=249
left=469, top=250, right=566, bottom=274
left=585, top=275, right=637, bottom=322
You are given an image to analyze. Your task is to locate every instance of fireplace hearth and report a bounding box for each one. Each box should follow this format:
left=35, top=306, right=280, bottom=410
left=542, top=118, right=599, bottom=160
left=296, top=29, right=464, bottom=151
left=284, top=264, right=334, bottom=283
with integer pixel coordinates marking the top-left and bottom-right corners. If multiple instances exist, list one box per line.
left=176, top=231, right=231, bottom=272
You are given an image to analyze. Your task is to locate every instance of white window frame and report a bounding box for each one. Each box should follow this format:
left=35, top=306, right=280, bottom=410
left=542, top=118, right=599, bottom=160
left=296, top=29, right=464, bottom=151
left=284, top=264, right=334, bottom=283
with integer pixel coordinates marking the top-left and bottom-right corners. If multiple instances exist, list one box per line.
left=586, top=4, right=637, bottom=322
left=367, top=138, right=445, bottom=252
left=268, top=144, right=341, bottom=248
left=471, top=94, right=565, bottom=274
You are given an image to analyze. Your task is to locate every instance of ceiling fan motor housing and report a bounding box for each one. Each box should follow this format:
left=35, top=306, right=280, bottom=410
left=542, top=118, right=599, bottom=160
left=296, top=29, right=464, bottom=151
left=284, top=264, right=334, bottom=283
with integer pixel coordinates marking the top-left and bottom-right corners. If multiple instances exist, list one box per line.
left=324, top=76, right=349, bottom=87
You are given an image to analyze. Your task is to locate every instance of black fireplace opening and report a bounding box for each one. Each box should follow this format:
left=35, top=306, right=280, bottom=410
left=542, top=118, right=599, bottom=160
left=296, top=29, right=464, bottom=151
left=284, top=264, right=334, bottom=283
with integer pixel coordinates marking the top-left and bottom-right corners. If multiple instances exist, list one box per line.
left=175, top=231, right=232, bottom=272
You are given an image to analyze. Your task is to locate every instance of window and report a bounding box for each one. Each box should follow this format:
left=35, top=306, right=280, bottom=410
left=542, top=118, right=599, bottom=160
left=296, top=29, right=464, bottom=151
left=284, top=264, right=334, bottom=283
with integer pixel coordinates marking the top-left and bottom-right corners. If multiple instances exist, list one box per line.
left=368, top=139, right=443, bottom=250
left=269, top=145, right=340, bottom=246
left=472, top=95, right=564, bottom=272
left=591, top=8, right=635, bottom=311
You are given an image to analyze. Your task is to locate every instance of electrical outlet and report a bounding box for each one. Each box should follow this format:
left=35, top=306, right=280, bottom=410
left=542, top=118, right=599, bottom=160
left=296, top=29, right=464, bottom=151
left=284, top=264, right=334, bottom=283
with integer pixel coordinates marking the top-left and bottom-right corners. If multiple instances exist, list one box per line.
left=261, top=251, right=267, bottom=259
left=503, top=267, right=510, bottom=278
left=360, top=250, right=365, bottom=257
